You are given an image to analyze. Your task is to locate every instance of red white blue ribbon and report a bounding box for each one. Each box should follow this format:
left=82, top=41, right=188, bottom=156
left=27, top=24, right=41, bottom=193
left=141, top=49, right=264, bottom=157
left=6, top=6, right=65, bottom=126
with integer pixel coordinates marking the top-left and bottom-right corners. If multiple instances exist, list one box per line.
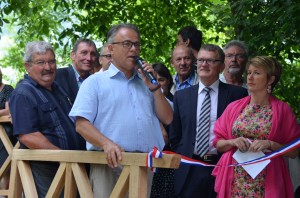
left=146, top=137, right=300, bottom=169
left=146, top=146, right=163, bottom=172
left=236, top=136, right=300, bottom=166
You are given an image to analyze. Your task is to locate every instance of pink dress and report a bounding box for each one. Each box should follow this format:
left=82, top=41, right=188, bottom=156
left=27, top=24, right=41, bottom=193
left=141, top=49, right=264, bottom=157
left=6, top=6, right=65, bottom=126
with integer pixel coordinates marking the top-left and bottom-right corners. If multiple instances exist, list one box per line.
left=212, top=96, right=300, bottom=198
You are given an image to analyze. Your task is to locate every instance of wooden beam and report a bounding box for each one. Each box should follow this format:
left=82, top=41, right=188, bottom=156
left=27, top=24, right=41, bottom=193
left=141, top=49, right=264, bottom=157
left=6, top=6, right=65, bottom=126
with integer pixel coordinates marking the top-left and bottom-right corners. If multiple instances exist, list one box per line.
left=0, top=116, right=11, bottom=123
left=0, top=125, right=13, bottom=152
left=110, top=166, right=130, bottom=198
left=46, top=163, right=66, bottom=198
left=71, top=163, right=93, bottom=198
left=8, top=159, right=22, bottom=198
left=129, top=166, right=148, bottom=198
left=17, top=161, right=38, bottom=198
left=12, top=150, right=181, bottom=168
left=64, top=163, right=77, bottom=198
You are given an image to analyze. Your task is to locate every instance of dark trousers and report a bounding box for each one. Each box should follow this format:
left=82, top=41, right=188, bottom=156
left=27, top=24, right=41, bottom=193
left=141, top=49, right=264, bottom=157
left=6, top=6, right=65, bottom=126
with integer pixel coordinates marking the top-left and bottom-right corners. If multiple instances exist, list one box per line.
left=176, top=166, right=216, bottom=198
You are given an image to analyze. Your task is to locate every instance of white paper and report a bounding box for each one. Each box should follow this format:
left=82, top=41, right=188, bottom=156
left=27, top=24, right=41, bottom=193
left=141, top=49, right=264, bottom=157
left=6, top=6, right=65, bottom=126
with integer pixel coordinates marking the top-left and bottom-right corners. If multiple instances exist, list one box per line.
left=233, top=149, right=271, bottom=179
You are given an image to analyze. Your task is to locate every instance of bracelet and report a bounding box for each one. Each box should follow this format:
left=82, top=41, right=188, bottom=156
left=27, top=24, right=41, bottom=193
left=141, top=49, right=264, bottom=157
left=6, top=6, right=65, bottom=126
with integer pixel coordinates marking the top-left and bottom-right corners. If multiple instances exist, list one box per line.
left=149, top=84, right=161, bottom=92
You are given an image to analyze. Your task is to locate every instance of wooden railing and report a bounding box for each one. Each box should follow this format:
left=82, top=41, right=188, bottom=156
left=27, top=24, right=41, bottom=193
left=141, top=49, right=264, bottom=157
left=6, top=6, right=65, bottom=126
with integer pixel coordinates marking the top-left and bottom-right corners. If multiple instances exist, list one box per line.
left=0, top=116, right=181, bottom=198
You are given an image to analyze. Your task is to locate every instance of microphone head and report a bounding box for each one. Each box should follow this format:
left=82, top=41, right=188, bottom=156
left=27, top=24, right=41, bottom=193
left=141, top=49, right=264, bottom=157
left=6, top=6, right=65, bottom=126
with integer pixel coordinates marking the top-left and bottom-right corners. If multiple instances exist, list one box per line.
left=134, top=56, right=143, bottom=61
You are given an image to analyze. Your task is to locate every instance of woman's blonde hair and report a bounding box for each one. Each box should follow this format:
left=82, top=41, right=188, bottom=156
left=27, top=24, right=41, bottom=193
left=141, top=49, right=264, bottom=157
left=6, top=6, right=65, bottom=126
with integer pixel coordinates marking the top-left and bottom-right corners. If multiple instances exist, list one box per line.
left=246, top=56, right=282, bottom=90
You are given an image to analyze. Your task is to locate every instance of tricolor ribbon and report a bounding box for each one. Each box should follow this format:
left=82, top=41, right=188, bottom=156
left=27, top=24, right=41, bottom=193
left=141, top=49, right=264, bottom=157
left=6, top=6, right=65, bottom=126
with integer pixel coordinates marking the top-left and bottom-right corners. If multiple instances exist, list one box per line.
left=146, top=146, right=163, bottom=172
left=146, top=137, right=300, bottom=169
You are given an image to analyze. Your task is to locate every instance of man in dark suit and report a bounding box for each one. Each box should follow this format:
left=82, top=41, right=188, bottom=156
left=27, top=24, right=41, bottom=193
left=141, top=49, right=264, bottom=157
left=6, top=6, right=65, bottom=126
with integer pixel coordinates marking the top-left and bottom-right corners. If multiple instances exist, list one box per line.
left=55, top=38, right=98, bottom=103
left=169, top=44, right=248, bottom=198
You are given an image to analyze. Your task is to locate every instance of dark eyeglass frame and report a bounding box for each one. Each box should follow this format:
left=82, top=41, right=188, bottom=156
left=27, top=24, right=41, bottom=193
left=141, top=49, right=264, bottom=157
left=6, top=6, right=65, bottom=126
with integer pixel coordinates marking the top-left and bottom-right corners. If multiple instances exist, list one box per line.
left=111, top=40, right=141, bottom=49
left=197, top=59, right=223, bottom=65
left=28, top=60, right=56, bottom=66
left=225, top=54, right=246, bottom=60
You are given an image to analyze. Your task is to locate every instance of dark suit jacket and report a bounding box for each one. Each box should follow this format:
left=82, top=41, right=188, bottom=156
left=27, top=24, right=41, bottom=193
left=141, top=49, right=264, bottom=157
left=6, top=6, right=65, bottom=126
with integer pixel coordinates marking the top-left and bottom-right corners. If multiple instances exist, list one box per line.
left=55, top=66, right=79, bottom=104
left=169, top=81, right=248, bottom=194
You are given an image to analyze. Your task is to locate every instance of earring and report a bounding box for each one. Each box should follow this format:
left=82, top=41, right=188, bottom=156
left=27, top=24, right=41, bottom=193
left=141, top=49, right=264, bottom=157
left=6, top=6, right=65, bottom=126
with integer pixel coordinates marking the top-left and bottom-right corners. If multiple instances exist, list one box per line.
left=267, top=85, right=272, bottom=94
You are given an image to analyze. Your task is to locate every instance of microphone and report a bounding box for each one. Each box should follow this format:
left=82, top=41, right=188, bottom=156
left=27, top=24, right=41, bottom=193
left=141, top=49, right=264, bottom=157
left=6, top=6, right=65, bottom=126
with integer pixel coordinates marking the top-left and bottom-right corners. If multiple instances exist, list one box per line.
left=134, top=56, right=158, bottom=85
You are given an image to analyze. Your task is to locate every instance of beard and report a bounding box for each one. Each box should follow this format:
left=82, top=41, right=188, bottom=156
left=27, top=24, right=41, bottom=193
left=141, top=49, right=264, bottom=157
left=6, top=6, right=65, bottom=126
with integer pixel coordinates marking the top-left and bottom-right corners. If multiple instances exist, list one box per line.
left=228, top=67, right=241, bottom=75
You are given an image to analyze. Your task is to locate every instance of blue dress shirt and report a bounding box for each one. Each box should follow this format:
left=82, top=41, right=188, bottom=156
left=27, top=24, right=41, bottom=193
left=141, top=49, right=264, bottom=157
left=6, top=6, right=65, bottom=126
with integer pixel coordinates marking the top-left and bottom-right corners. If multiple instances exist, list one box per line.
left=69, top=64, right=164, bottom=152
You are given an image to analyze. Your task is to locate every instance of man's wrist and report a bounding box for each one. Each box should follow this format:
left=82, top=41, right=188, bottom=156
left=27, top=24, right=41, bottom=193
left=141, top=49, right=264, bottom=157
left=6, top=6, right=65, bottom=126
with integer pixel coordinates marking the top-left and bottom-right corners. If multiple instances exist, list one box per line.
left=149, top=84, right=161, bottom=92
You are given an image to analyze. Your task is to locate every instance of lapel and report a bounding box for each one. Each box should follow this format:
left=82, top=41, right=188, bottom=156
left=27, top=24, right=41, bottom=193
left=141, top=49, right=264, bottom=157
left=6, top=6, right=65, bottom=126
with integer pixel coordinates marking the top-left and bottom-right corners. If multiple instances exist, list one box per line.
left=67, top=66, right=79, bottom=95
left=217, top=81, right=228, bottom=118
left=189, top=84, right=199, bottom=137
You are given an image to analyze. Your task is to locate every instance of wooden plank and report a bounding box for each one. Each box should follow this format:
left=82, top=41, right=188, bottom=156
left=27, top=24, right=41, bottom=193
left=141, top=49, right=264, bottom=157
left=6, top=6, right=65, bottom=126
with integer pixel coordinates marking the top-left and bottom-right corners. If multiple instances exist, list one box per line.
left=129, top=166, right=147, bottom=198
left=71, top=163, right=93, bottom=198
left=0, top=116, right=11, bottom=123
left=8, top=159, right=22, bottom=198
left=64, top=163, right=77, bottom=198
left=0, top=125, right=13, bottom=153
left=13, top=150, right=181, bottom=168
left=46, top=163, right=66, bottom=198
left=0, top=138, right=19, bottom=178
left=0, top=189, right=9, bottom=196
left=110, top=166, right=130, bottom=198
left=17, top=161, right=38, bottom=198
left=0, top=154, right=11, bottom=177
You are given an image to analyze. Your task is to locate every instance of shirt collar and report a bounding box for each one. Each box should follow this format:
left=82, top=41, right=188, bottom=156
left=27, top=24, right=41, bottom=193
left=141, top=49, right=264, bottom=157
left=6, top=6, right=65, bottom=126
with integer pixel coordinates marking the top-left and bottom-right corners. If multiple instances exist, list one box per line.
left=108, top=63, right=140, bottom=80
left=71, top=65, right=90, bottom=82
left=175, top=71, right=195, bottom=86
left=198, top=79, right=220, bottom=94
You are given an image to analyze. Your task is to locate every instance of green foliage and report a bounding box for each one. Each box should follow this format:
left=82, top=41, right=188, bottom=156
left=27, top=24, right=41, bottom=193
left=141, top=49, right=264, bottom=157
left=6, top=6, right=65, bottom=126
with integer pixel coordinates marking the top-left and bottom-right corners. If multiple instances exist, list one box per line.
left=0, top=0, right=299, bottom=118
left=213, top=0, right=300, bottom=118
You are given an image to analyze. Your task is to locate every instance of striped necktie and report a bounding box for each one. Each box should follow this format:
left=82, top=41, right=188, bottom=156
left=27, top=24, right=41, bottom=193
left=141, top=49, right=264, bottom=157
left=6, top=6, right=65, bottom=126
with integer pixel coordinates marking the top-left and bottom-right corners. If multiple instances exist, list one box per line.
left=196, top=87, right=211, bottom=157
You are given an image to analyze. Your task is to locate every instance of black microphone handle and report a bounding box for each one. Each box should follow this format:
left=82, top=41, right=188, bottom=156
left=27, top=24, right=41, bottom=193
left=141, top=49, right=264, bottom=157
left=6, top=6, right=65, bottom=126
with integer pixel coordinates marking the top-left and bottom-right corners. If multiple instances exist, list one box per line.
left=134, top=57, right=158, bottom=85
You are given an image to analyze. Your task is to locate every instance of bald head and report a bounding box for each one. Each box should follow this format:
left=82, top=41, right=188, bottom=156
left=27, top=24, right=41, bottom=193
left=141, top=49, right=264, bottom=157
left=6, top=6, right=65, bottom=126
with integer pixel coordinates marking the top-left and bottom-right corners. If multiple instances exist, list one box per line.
left=171, top=45, right=195, bottom=82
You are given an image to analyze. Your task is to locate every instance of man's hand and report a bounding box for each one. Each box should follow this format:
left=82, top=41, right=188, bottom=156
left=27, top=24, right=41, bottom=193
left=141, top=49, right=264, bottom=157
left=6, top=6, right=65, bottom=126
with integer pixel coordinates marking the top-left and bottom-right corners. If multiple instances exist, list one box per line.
left=136, top=62, right=158, bottom=90
left=103, top=140, right=124, bottom=168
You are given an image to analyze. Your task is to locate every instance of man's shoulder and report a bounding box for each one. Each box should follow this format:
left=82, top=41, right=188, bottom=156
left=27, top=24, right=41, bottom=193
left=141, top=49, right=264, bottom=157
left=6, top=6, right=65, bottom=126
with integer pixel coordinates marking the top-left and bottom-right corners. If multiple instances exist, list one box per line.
left=220, top=81, right=248, bottom=93
left=174, top=84, right=198, bottom=97
left=56, top=66, right=74, bottom=77
left=11, top=79, right=40, bottom=101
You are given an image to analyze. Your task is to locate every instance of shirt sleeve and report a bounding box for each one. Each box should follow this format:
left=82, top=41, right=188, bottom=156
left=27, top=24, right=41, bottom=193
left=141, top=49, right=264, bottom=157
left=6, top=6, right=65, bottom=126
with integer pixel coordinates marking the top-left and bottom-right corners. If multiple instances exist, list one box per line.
left=69, top=76, right=99, bottom=123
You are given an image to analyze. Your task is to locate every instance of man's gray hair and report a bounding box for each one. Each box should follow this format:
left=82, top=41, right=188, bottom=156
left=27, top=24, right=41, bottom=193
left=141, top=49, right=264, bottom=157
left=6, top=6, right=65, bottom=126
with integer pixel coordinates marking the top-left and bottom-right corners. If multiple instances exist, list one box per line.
left=107, top=23, right=140, bottom=44
left=23, top=41, right=55, bottom=62
left=223, top=40, right=248, bottom=56
left=99, top=43, right=109, bottom=55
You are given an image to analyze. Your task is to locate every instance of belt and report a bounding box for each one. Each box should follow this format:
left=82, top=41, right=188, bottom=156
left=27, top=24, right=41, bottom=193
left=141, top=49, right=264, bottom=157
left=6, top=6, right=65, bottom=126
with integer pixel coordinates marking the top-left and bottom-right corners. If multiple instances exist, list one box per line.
left=192, top=154, right=220, bottom=165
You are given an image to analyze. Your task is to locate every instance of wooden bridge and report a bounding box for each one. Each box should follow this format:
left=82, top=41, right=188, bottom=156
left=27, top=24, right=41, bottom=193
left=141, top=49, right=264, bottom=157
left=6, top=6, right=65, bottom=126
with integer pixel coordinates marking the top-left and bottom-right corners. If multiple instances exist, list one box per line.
left=0, top=116, right=181, bottom=198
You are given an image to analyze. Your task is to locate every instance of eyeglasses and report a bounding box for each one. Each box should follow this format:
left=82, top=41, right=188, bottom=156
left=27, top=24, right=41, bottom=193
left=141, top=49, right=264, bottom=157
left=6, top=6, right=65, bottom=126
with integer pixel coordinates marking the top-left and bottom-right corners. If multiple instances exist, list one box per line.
left=225, top=54, right=246, bottom=60
left=197, top=59, right=223, bottom=65
left=29, top=60, right=56, bottom=66
left=111, top=40, right=141, bottom=49
left=100, top=54, right=112, bottom=59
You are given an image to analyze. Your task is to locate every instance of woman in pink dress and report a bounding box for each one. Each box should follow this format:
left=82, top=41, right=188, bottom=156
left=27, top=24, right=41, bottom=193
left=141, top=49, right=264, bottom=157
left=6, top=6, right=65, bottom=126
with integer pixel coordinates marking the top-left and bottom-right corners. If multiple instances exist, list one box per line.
left=212, top=56, right=300, bottom=198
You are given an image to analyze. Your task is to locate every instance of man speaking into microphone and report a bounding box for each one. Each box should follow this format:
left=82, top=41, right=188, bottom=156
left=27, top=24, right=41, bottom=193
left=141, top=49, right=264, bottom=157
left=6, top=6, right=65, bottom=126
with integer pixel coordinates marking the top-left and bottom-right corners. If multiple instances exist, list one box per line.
left=69, top=23, right=173, bottom=198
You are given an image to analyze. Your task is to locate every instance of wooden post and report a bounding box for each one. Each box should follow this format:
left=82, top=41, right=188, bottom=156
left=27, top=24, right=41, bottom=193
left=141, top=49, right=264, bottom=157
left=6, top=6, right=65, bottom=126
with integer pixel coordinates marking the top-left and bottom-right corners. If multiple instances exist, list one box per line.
left=110, top=166, right=130, bottom=198
left=71, top=163, right=93, bottom=198
left=129, top=166, right=148, bottom=198
left=47, top=163, right=66, bottom=198
left=17, top=161, right=38, bottom=198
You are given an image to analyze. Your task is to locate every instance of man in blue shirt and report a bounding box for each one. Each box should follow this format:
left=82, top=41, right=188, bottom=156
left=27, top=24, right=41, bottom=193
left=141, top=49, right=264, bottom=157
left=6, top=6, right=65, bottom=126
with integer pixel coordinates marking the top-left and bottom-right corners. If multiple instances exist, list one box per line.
left=69, top=23, right=173, bottom=197
left=9, top=41, right=85, bottom=197
left=170, top=45, right=199, bottom=94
